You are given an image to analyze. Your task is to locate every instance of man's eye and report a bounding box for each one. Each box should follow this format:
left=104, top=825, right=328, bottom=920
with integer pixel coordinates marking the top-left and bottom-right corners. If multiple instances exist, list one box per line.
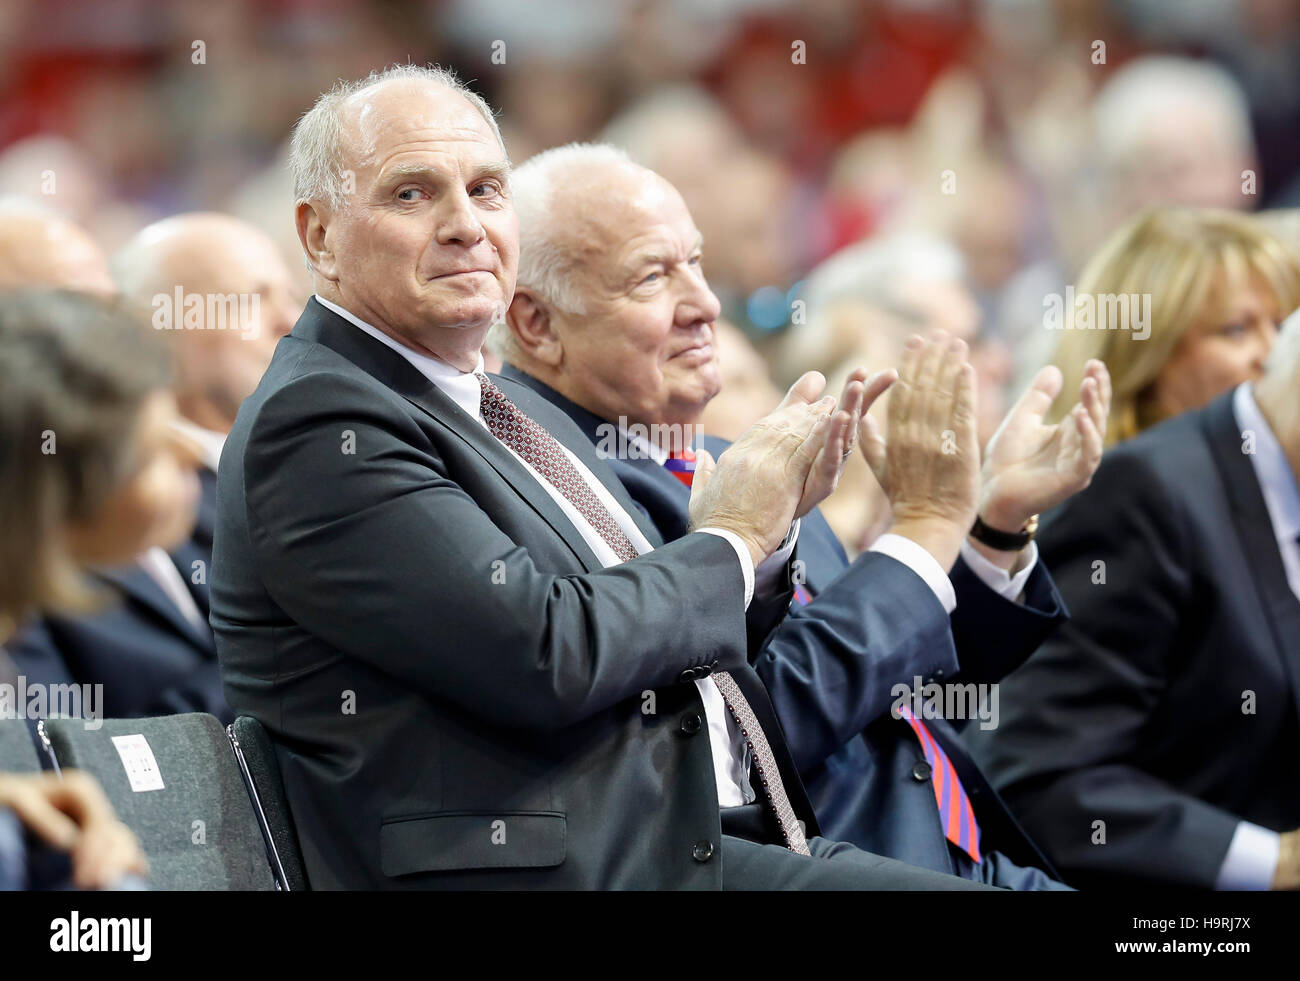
left=689, top=254, right=702, bottom=266
left=640, top=271, right=661, bottom=285
left=470, top=181, right=501, bottom=198
left=1219, top=322, right=1248, bottom=338
left=397, top=188, right=422, bottom=202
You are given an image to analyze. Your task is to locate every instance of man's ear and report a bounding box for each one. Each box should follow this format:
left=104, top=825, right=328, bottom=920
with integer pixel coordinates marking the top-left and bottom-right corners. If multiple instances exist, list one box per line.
left=297, top=201, right=337, bottom=282
left=507, top=288, right=564, bottom=368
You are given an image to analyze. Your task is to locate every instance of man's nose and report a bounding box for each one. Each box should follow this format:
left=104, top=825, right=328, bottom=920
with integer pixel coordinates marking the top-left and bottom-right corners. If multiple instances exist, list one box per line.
left=435, top=190, right=486, bottom=247
left=677, top=274, right=722, bottom=327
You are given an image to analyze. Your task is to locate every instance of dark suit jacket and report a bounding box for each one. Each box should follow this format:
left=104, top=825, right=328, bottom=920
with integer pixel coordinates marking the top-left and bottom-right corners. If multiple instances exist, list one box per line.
left=8, top=467, right=230, bottom=723
left=210, top=299, right=822, bottom=890
left=964, top=390, right=1300, bottom=889
left=500, top=364, right=1067, bottom=884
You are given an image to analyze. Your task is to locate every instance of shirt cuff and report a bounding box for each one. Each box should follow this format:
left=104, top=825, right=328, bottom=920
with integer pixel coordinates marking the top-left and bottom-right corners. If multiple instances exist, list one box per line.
left=870, top=532, right=957, bottom=614
left=697, top=528, right=755, bottom=609
left=1215, top=821, right=1280, bottom=890
left=959, top=539, right=1039, bottom=604
left=754, top=519, right=800, bottom=599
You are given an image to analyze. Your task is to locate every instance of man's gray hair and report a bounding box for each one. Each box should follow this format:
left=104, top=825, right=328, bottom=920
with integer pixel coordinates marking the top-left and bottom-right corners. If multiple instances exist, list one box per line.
left=488, top=142, right=637, bottom=361
left=1093, top=55, right=1253, bottom=174
left=784, top=232, right=967, bottom=380
left=289, top=64, right=504, bottom=213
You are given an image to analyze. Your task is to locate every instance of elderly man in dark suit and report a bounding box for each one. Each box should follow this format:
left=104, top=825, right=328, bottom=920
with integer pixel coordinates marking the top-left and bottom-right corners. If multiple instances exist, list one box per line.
left=490, top=143, right=1111, bottom=889
left=209, top=65, right=1004, bottom=890
left=966, top=309, right=1300, bottom=890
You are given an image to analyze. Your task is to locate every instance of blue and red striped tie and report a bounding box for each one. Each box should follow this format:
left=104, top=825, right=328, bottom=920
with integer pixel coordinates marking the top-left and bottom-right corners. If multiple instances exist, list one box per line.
left=896, top=704, right=982, bottom=863
left=665, top=446, right=696, bottom=487
left=790, top=563, right=982, bottom=863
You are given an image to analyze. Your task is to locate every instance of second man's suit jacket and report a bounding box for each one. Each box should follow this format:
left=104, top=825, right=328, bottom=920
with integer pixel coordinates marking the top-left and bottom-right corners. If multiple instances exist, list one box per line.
left=500, top=364, right=1068, bottom=885
left=211, top=299, right=836, bottom=890
left=8, top=467, right=231, bottom=724
left=964, top=390, right=1300, bottom=889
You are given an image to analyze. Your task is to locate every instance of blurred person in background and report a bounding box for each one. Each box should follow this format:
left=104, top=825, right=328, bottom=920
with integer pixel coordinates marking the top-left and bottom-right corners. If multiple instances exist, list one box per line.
left=781, top=232, right=1008, bottom=554
left=493, top=143, right=1116, bottom=888
left=696, top=319, right=783, bottom=442
left=7, top=212, right=297, bottom=723
left=1092, top=56, right=1257, bottom=231
left=601, top=87, right=801, bottom=331
left=966, top=303, right=1300, bottom=891
left=0, top=197, right=114, bottom=296
left=1048, top=207, right=1300, bottom=446
left=0, top=289, right=198, bottom=890
left=995, top=54, right=1262, bottom=390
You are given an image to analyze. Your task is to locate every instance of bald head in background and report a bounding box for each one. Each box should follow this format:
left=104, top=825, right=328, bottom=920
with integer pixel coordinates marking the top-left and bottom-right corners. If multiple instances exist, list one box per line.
left=114, top=212, right=300, bottom=437
left=0, top=200, right=115, bottom=295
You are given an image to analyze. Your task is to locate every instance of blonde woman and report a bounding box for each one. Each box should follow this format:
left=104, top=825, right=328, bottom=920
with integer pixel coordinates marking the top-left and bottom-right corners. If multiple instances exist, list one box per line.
left=1050, top=207, right=1300, bottom=445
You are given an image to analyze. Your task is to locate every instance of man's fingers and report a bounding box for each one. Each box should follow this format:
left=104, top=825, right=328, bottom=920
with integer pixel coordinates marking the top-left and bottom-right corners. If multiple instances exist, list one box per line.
left=860, top=369, right=897, bottom=414
left=1074, top=403, right=1104, bottom=479
left=778, top=370, right=828, bottom=410
left=890, top=336, right=925, bottom=436
left=858, top=412, right=888, bottom=486
left=2, top=780, right=80, bottom=851
left=690, top=447, right=716, bottom=497
left=1011, top=364, right=1064, bottom=424
left=953, top=361, right=978, bottom=444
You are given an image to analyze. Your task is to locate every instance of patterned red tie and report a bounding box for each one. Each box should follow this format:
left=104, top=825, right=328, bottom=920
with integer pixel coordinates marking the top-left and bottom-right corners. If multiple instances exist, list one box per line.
left=477, top=376, right=810, bottom=854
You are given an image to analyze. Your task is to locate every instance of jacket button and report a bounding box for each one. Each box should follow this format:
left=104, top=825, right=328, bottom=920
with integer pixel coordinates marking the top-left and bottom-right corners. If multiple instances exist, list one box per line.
left=692, top=840, right=715, bottom=862
left=677, top=668, right=697, bottom=684
left=678, top=714, right=703, bottom=736
left=911, top=760, right=932, bottom=782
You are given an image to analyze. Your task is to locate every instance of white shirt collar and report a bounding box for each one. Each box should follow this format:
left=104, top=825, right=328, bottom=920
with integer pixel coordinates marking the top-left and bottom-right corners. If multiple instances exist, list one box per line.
left=624, top=425, right=668, bottom=465
left=170, top=418, right=226, bottom=473
left=314, top=294, right=485, bottom=420
left=1233, top=382, right=1300, bottom=544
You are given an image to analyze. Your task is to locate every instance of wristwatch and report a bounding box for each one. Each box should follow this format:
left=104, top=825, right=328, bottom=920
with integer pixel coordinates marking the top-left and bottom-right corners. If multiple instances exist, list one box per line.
left=969, top=513, right=1038, bottom=551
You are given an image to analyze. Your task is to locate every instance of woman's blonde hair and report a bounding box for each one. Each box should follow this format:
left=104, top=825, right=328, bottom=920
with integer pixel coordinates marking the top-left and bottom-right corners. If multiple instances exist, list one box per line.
left=1049, top=207, right=1300, bottom=444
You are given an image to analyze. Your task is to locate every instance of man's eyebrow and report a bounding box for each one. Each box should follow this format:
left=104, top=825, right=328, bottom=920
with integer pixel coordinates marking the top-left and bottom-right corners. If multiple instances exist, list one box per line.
left=380, top=160, right=512, bottom=182
left=623, top=236, right=705, bottom=270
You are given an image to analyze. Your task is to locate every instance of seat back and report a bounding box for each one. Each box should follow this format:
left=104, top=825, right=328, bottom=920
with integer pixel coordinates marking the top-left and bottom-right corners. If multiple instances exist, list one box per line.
left=227, top=715, right=309, bottom=891
left=42, top=713, right=275, bottom=890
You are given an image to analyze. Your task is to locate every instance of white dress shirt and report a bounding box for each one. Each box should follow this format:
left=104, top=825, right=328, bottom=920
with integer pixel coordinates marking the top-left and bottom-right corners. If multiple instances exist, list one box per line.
left=1213, top=383, right=1300, bottom=890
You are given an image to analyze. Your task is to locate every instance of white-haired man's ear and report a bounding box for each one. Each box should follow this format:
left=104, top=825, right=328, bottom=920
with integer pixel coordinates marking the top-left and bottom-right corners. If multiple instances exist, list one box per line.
left=296, top=201, right=337, bottom=283
left=505, top=288, right=564, bottom=368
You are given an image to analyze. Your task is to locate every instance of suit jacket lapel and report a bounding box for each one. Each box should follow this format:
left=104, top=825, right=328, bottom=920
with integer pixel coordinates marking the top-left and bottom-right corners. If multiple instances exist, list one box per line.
left=293, top=301, right=604, bottom=573
left=497, top=364, right=666, bottom=548
left=93, top=562, right=214, bottom=654
left=1203, top=391, right=1300, bottom=726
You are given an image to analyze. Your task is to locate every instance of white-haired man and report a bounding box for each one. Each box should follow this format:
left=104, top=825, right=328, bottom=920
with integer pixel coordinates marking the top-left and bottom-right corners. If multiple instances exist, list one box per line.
left=494, top=142, right=1111, bottom=889
left=209, top=65, right=997, bottom=890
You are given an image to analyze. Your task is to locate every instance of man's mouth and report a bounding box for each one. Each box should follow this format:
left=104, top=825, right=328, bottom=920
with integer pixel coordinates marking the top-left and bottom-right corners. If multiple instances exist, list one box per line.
left=432, top=268, right=493, bottom=280
left=670, top=342, right=714, bottom=362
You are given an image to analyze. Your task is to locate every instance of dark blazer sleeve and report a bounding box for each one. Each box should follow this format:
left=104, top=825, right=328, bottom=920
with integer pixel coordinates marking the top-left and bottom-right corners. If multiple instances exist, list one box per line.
left=948, top=556, right=1068, bottom=686
left=241, top=370, right=750, bottom=732
left=753, top=551, right=957, bottom=772
left=964, top=448, right=1242, bottom=888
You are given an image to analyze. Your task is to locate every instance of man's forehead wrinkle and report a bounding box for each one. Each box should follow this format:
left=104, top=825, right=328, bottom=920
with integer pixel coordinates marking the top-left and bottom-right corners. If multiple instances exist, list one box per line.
left=341, top=81, right=494, bottom=171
